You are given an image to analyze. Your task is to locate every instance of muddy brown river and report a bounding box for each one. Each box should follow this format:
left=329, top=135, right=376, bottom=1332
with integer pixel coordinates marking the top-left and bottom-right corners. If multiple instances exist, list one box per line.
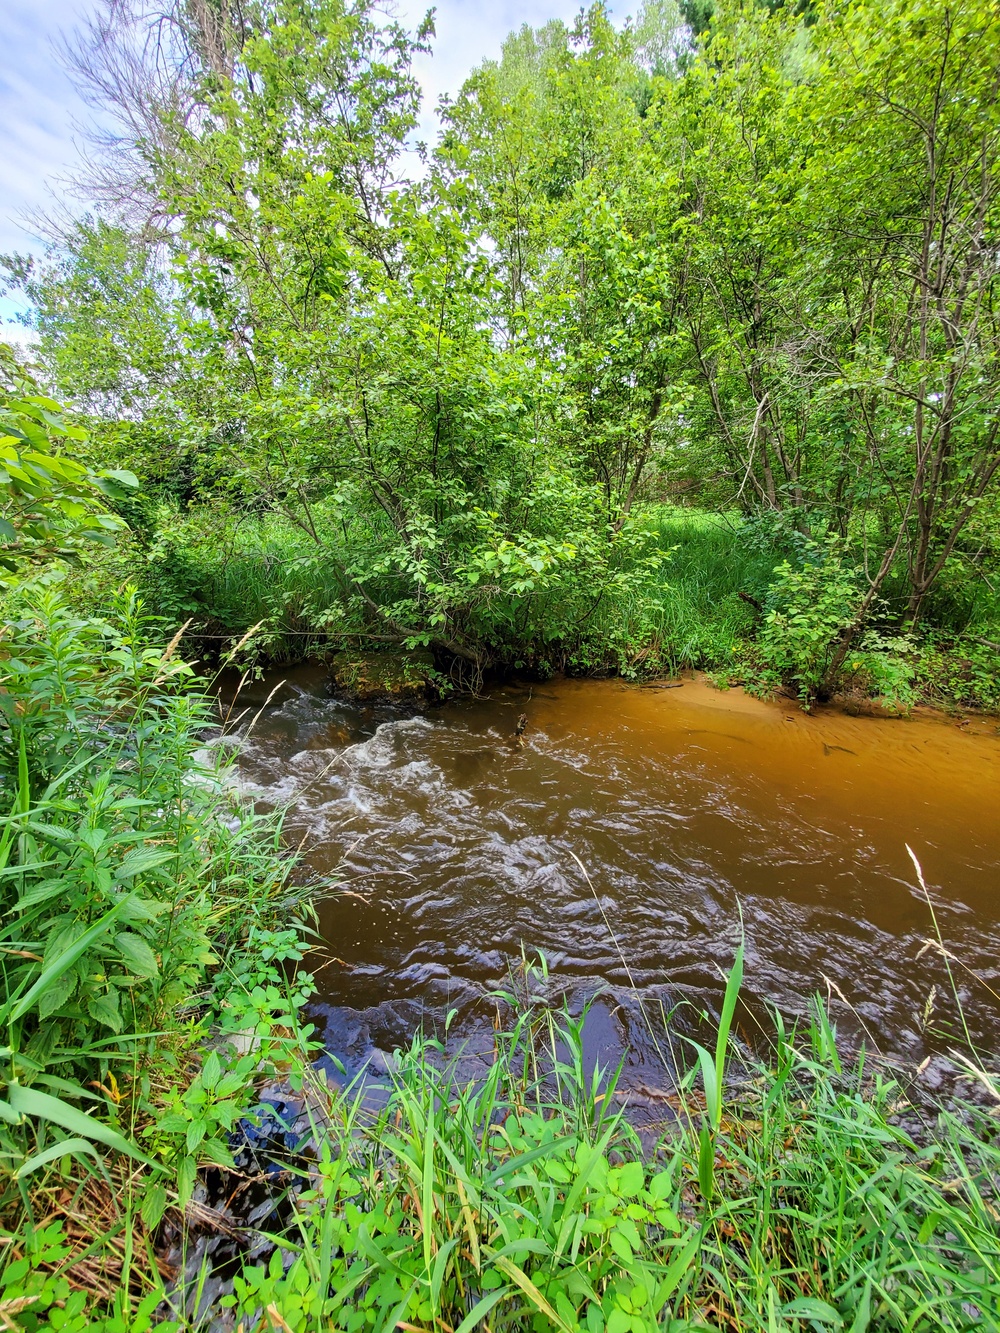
left=227, top=670, right=1000, bottom=1094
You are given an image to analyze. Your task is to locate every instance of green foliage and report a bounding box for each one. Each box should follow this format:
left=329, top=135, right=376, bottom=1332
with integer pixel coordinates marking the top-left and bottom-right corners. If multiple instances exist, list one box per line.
left=0, top=1219, right=173, bottom=1332
left=7, top=0, right=1000, bottom=686
left=752, top=541, right=932, bottom=709
left=207, top=980, right=1000, bottom=1333
left=0, top=582, right=308, bottom=1210
left=0, top=585, right=213, bottom=1061
left=144, top=1045, right=262, bottom=1211
left=220, top=1002, right=700, bottom=1333
left=756, top=541, right=863, bottom=705
left=0, top=348, right=136, bottom=581
left=916, top=634, right=1000, bottom=713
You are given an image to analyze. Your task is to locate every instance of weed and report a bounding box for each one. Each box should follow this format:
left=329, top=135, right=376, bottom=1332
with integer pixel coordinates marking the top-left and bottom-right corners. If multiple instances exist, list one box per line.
left=210, top=981, right=1000, bottom=1333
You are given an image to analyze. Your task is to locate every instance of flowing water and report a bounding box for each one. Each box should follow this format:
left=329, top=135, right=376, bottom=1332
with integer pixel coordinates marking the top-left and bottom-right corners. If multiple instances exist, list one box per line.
left=227, top=669, right=1000, bottom=1099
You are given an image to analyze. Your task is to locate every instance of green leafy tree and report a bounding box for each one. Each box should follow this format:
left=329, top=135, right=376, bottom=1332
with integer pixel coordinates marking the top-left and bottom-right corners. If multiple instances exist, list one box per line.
left=0, top=346, right=136, bottom=580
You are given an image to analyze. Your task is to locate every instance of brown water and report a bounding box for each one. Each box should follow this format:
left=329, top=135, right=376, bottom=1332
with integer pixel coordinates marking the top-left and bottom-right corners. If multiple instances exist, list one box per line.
left=229, top=670, right=1000, bottom=1090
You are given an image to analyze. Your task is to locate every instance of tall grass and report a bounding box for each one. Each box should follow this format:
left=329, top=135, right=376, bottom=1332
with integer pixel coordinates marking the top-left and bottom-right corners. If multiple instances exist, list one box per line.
left=629, top=509, right=779, bottom=674
left=207, top=973, right=1000, bottom=1333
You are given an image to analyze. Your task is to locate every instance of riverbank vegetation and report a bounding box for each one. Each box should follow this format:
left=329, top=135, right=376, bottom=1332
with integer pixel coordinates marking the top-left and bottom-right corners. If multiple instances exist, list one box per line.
left=2, top=0, right=1000, bottom=1326
left=217, top=992, right=1000, bottom=1333
left=4, top=0, right=1000, bottom=709
left=0, top=355, right=315, bottom=1325
left=0, top=584, right=321, bottom=1328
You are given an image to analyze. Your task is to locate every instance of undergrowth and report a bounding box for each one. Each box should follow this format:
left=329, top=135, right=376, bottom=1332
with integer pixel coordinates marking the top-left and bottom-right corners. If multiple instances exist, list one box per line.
left=0, top=581, right=319, bottom=1328
left=191, top=970, right=1000, bottom=1333
left=62, top=502, right=1000, bottom=710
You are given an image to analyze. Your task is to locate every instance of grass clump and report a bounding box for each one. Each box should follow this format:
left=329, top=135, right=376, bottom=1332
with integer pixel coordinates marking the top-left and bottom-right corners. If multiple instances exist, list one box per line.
left=208, top=982, right=1000, bottom=1333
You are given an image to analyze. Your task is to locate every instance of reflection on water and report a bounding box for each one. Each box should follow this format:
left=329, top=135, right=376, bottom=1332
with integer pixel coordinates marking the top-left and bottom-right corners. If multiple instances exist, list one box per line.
left=225, top=670, right=1000, bottom=1090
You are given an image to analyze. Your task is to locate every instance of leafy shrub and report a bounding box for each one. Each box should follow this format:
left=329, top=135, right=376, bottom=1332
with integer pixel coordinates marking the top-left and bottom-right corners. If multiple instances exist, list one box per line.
left=0, top=345, right=136, bottom=582
left=842, top=629, right=920, bottom=712
left=0, top=580, right=301, bottom=1194
left=748, top=542, right=915, bottom=710
left=756, top=540, right=863, bottom=705
left=917, top=634, right=1000, bottom=712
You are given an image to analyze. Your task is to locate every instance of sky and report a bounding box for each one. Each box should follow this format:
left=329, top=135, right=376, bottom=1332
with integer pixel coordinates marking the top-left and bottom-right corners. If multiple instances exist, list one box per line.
left=0, top=0, right=603, bottom=343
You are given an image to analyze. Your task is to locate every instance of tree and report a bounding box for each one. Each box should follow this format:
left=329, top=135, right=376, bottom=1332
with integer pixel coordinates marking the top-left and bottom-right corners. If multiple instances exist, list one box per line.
left=663, top=0, right=1000, bottom=662
left=0, top=346, right=136, bottom=579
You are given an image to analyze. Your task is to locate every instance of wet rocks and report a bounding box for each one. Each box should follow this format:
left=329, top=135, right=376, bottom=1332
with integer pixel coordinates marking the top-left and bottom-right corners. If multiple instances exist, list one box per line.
left=330, top=649, right=435, bottom=701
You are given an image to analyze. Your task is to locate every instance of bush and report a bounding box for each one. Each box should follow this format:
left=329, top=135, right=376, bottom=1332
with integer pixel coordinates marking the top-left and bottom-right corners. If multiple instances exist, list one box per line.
left=751, top=541, right=922, bottom=711
left=755, top=540, right=863, bottom=705
left=0, top=580, right=309, bottom=1218
left=916, top=633, right=1000, bottom=712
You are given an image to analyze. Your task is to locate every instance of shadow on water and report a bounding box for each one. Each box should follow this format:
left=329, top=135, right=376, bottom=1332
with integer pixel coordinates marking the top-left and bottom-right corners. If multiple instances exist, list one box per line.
left=221, top=668, right=1000, bottom=1097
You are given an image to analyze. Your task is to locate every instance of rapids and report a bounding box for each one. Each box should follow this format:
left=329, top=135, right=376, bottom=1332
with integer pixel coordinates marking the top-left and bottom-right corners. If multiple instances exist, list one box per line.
left=227, top=669, right=1000, bottom=1097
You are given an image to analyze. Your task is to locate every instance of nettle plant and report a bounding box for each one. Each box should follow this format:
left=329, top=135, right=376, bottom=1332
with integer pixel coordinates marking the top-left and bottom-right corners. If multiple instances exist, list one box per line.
left=0, top=585, right=226, bottom=1178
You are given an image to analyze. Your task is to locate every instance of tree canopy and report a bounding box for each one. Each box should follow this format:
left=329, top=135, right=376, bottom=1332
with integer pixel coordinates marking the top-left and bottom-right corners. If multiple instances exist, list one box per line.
left=5, top=0, right=1000, bottom=695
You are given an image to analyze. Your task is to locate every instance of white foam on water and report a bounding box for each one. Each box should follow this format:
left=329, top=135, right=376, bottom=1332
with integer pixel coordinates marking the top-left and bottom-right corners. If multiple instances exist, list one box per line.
left=337, top=716, right=435, bottom=772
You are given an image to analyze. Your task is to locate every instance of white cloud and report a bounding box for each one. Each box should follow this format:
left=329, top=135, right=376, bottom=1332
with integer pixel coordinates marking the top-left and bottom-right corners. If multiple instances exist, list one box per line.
left=0, top=0, right=98, bottom=332
left=0, top=2, right=97, bottom=254
left=398, top=0, right=590, bottom=143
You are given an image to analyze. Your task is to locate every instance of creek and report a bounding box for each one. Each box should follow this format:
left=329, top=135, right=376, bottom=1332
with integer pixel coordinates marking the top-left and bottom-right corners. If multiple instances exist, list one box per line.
left=227, top=670, right=1000, bottom=1100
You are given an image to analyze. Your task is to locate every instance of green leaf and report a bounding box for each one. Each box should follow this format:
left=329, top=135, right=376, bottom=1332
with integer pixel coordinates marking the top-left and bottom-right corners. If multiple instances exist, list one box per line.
left=15, top=877, right=70, bottom=910
left=215, top=1069, right=248, bottom=1099
left=698, top=1123, right=714, bottom=1201
left=176, top=1154, right=197, bottom=1206
left=649, top=1169, right=674, bottom=1201
left=6, top=1084, right=158, bottom=1167
left=105, top=469, right=139, bottom=488
left=114, top=931, right=159, bottom=978
left=155, top=1113, right=190, bottom=1136
left=115, top=847, right=177, bottom=880
left=197, top=1137, right=235, bottom=1169
left=783, top=1297, right=844, bottom=1327
left=453, top=1289, right=508, bottom=1333
left=14, top=1137, right=102, bottom=1180
left=141, top=1183, right=168, bottom=1231
left=201, top=1049, right=221, bottom=1092
left=37, top=968, right=76, bottom=1020
left=186, top=1119, right=207, bottom=1154
left=88, top=988, right=123, bottom=1032
left=609, top=1226, right=635, bottom=1263
left=614, top=1159, right=644, bottom=1197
